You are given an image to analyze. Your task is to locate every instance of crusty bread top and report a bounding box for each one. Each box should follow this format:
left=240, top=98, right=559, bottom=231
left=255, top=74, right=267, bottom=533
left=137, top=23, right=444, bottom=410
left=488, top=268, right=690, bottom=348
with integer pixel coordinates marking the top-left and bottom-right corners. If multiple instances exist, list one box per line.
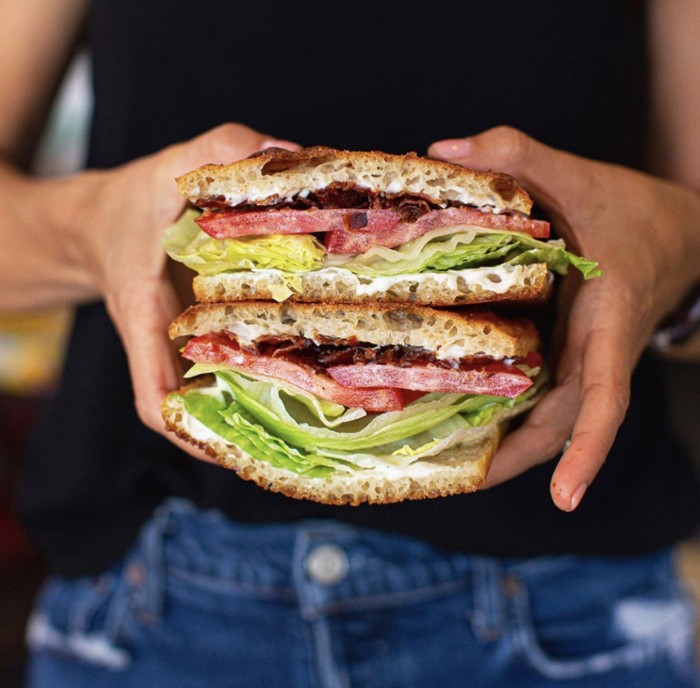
left=176, top=146, right=533, bottom=215
left=169, top=301, right=539, bottom=360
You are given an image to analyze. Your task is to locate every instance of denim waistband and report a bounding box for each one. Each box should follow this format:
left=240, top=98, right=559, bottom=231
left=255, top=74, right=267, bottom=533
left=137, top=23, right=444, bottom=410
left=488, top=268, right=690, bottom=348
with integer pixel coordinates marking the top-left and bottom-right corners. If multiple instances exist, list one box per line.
left=128, top=497, right=674, bottom=627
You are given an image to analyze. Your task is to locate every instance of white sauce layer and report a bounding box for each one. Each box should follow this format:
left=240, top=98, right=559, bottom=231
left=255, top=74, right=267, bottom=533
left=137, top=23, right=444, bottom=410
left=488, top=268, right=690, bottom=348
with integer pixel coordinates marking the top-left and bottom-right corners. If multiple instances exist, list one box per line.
left=215, top=265, right=529, bottom=359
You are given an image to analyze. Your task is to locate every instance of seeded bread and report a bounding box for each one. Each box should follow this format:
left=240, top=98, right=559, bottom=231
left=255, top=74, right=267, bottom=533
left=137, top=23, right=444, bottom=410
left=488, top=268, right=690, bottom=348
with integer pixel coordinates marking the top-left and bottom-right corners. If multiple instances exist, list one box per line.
left=176, top=146, right=533, bottom=215
left=168, top=301, right=539, bottom=360
left=192, top=264, right=551, bottom=307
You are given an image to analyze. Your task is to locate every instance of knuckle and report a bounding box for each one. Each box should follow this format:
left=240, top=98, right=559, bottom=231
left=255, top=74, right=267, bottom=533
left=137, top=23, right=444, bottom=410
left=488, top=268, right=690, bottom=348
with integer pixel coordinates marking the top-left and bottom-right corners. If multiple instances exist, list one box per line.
left=585, top=379, right=630, bottom=419
left=203, top=123, right=260, bottom=161
left=134, top=395, right=160, bottom=432
left=492, top=125, right=532, bottom=168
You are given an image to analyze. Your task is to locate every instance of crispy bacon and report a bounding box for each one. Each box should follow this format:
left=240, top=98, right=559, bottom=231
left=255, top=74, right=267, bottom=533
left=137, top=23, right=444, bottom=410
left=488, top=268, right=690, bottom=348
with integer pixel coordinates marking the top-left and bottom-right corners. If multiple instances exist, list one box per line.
left=184, top=333, right=539, bottom=410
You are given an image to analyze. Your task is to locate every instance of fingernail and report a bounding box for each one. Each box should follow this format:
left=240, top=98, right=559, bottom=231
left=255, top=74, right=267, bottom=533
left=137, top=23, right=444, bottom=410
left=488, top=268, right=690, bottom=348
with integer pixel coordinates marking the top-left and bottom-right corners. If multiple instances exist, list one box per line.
left=261, top=139, right=301, bottom=151
left=569, top=483, right=588, bottom=511
left=429, top=138, right=473, bottom=159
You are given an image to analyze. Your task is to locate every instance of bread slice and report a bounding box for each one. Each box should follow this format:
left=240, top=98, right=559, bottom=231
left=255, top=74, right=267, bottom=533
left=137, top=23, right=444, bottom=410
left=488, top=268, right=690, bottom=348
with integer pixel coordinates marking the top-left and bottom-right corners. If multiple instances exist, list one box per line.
left=192, top=264, right=551, bottom=307
left=168, top=301, right=539, bottom=360
left=176, top=146, right=533, bottom=215
left=162, top=381, right=506, bottom=505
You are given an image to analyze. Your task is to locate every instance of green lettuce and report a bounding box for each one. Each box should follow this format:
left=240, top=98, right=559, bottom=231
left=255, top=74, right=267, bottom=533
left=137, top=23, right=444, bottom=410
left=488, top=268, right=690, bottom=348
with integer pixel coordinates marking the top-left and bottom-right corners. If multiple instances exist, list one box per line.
left=163, top=209, right=325, bottom=275
left=177, top=368, right=543, bottom=475
left=325, top=227, right=601, bottom=279
left=180, top=391, right=344, bottom=477
left=164, top=210, right=600, bottom=280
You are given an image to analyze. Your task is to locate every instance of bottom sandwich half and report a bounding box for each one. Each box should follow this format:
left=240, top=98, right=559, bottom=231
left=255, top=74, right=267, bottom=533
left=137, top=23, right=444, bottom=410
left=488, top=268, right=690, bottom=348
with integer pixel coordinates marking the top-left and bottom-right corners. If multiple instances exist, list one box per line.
left=162, top=301, right=547, bottom=505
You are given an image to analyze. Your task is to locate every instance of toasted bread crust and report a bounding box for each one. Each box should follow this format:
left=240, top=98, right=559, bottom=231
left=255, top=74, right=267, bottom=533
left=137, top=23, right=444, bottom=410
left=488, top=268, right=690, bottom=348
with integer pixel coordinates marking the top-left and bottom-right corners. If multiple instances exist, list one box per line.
left=176, top=146, right=532, bottom=215
left=168, top=300, right=540, bottom=359
left=192, top=265, right=551, bottom=307
left=162, top=388, right=499, bottom=505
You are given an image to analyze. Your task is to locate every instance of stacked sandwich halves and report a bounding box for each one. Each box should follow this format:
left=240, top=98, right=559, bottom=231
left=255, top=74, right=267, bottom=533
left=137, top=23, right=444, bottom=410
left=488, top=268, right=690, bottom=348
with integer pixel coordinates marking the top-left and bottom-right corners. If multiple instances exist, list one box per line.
left=162, top=147, right=598, bottom=505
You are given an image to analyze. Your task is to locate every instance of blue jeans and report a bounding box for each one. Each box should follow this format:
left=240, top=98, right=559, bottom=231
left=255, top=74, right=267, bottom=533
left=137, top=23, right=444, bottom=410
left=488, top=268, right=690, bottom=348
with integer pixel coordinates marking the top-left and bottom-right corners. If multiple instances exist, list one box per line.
left=26, top=498, right=699, bottom=688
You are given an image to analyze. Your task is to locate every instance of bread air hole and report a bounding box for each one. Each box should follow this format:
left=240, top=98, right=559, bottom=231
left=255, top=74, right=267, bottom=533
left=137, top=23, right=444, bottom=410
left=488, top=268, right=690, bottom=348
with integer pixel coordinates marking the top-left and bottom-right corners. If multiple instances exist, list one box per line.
left=383, top=311, right=423, bottom=330
left=280, top=306, right=296, bottom=325
left=487, top=273, right=502, bottom=283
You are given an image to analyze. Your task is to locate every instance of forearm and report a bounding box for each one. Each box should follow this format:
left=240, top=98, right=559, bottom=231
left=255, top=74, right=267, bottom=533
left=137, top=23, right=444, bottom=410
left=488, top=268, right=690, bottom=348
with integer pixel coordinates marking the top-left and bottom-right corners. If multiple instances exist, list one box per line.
left=0, top=160, right=102, bottom=310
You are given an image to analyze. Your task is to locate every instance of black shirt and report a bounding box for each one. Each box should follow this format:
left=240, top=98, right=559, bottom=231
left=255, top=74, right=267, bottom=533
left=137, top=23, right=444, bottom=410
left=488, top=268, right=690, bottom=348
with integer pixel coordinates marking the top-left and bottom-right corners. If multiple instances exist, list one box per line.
left=22, top=0, right=700, bottom=577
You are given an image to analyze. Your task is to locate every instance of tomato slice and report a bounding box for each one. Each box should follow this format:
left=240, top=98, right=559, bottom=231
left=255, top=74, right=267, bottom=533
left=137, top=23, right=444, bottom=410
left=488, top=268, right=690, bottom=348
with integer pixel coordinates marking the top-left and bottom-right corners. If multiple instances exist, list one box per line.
left=327, top=361, right=533, bottom=398
left=183, top=334, right=407, bottom=412
left=195, top=206, right=550, bottom=249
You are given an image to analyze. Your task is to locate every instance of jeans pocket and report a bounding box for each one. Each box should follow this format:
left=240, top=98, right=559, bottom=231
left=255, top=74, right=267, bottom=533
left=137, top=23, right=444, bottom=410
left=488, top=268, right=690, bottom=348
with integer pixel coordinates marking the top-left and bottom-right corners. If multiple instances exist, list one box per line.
left=508, top=568, right=698, bottom=683
left=27, top=566, right=134, bottom=671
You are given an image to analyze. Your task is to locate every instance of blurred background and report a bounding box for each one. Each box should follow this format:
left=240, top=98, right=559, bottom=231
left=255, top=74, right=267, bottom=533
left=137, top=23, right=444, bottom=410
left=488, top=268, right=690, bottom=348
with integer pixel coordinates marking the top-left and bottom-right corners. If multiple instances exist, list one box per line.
left=0, top=53, right=698, bottom=687
left=0, top=53, right=90, bottom=687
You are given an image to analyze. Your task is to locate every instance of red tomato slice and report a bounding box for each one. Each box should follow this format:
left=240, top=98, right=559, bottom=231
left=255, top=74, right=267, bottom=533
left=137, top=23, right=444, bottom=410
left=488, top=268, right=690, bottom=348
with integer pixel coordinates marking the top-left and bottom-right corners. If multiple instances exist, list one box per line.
left=195, top=206, right=550, bottom=249
left=183, top=334, right=407, bottom=413
left=326, top=361, right=533, bottom=398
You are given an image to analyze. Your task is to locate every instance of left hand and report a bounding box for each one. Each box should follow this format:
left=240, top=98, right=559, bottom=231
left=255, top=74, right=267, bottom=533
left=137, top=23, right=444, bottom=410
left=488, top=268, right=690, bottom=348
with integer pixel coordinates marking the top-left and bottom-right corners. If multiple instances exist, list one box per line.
left=429, top=126, right=700, bottom=511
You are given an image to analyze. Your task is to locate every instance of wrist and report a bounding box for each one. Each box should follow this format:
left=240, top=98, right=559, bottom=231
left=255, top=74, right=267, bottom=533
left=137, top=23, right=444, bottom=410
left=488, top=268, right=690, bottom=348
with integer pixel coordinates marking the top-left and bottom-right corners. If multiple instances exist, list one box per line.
left=2, top=167, right=105, bottom=308
left=651, top=186, right=700, bottom=351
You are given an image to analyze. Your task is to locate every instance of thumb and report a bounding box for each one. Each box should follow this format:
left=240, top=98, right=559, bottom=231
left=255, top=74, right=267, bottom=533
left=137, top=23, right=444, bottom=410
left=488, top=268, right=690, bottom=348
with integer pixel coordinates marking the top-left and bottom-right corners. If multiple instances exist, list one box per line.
left=428, top=126, right=588, bottom=217
left=164, top=123, right=301, bottom=190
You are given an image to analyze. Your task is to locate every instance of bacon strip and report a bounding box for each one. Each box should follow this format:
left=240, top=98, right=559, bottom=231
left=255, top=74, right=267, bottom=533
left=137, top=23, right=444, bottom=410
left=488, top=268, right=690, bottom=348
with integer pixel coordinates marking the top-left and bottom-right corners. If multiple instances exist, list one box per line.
left=326, top=362, right=533, bottom=398
left=195, top=206, right=550, bottom=251
left=183, top=334, right=406, bottom=413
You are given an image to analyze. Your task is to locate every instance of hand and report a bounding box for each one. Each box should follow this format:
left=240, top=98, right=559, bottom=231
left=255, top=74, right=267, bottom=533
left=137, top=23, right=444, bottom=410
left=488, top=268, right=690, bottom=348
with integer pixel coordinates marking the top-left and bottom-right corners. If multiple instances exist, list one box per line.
left=65, top=124, right=300, bottom=461
left=429, top=126, right=700, bottom=510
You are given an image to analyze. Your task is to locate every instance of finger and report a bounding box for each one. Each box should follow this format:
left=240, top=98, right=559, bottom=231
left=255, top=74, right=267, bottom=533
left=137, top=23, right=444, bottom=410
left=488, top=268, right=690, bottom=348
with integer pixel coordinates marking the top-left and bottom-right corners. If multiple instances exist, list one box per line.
left=549, top=324, right=631, bottom=512
left=109, top=275, right=217, bottom=465
left=427, top=126, right=591, bottom=218
left=545, top=284, right=633, bottom=510
left=175, top=123, right=301, bottom=175
left=482, top=380, right=578, bottom=489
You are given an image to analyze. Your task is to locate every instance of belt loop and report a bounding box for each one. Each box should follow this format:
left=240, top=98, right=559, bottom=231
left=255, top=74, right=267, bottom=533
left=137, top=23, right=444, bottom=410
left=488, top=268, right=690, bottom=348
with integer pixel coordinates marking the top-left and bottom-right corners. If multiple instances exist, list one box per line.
left=470, top=556, right=505, bottom=642
left=128, top=501, right=172, bottom=625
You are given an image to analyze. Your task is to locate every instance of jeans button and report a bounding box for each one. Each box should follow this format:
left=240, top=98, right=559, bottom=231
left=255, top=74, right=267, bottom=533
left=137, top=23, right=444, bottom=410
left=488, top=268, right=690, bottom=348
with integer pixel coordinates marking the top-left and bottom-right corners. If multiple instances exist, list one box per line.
left=305, top=544, right=349, bottom=585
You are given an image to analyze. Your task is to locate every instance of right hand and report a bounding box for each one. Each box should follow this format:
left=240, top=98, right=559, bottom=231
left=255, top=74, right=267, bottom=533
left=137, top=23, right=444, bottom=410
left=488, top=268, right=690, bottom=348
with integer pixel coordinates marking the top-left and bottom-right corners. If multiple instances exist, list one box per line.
left=63, top=123, right=299, bottom=459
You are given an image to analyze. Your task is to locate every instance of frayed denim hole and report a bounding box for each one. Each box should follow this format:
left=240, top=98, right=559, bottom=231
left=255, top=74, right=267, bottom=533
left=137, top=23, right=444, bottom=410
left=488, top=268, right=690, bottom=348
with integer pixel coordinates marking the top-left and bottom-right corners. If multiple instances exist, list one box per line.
left=507, top=576, right=655, bottom=681
left=26, top=573, right=132, bottom=671
left=613, top=592, right=697, bottom=681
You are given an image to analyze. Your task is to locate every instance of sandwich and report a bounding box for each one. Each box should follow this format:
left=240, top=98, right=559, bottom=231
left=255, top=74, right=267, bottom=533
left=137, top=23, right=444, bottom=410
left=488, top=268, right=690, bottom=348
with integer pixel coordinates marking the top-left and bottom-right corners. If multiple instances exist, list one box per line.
left=162, top=301, right=546, bottom=505
left=161, top=147, right=599, bottom=505
left=164, top=147, right=599, bottom=306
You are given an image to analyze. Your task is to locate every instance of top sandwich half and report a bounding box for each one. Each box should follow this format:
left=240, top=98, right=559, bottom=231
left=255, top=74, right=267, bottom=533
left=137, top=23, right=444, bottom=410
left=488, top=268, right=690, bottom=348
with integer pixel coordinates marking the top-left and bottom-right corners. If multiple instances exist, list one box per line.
left=165, top=147, right=600, bottom=306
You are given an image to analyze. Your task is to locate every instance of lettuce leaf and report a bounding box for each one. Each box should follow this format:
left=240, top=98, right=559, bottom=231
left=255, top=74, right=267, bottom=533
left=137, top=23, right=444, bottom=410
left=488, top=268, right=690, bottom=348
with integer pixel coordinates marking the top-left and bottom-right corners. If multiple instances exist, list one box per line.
left=185, top=362, right=367, bottom=427
left=180, top=391, right=344, bottom=477
left=178, top=369, right=546, bottom=475
left=325, top=227, right=601, bottom=279
left=164, top=211, right=600, bottom=280
left=214, top=370, right=519, bottom=452
left=163, top=209, right=325, bottom=275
